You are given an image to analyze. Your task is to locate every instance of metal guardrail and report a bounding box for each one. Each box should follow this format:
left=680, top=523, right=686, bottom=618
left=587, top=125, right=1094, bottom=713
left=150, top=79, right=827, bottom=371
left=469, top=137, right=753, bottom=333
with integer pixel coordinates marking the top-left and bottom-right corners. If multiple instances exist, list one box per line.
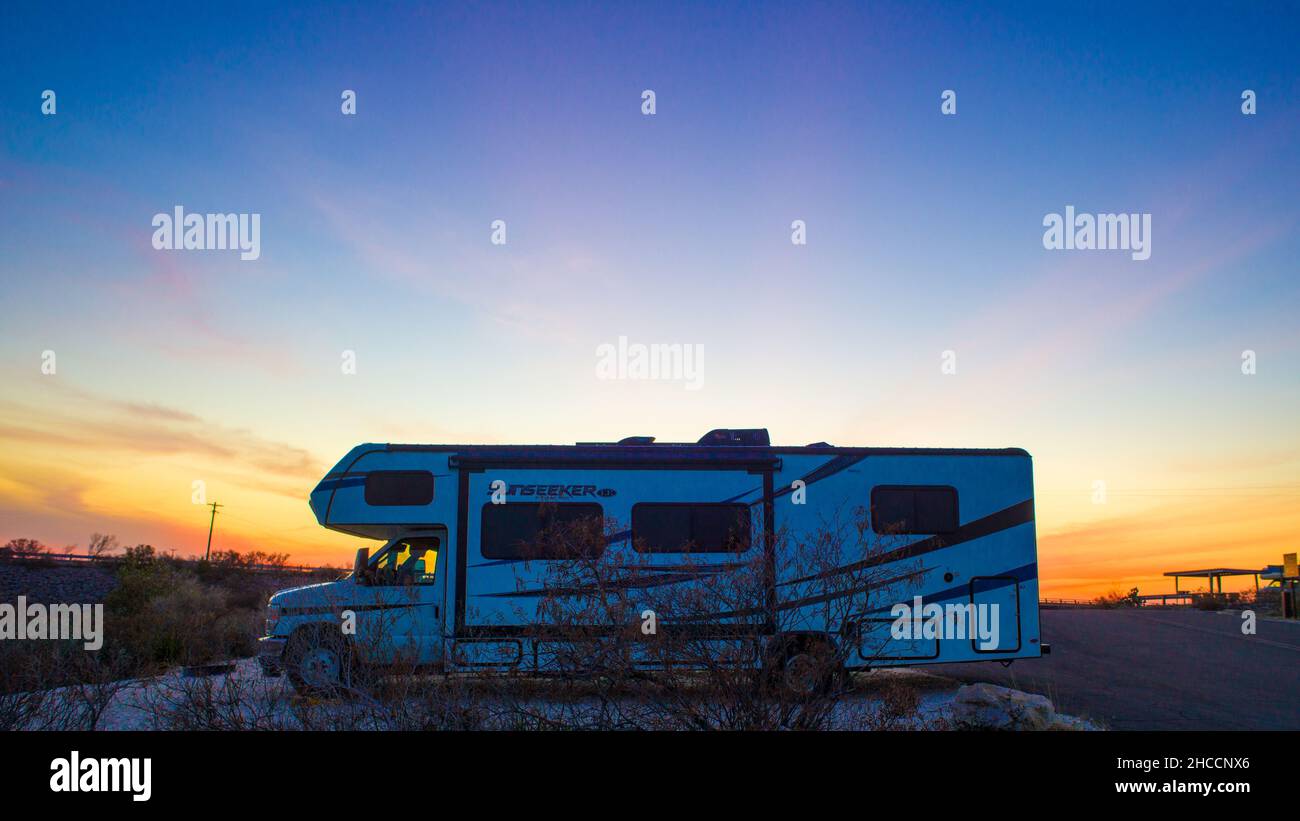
left=0, top=551, right=340, bottom=575
left=1041, top=593, right=1234, bottom=609
left=1137, top=593, right=1196, bottom=606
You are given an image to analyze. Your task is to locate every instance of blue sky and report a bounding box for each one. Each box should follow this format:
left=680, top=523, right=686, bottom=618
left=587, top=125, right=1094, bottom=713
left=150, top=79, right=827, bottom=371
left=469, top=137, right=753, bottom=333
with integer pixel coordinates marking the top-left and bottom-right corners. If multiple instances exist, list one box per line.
left=1, top=1, right=1298, bottom=593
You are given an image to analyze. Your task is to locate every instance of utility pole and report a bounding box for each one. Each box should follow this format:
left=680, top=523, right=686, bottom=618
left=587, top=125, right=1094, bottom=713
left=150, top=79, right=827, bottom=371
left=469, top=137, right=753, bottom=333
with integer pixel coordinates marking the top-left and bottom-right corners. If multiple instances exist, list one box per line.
left=204, top=502, right=223, bottom=561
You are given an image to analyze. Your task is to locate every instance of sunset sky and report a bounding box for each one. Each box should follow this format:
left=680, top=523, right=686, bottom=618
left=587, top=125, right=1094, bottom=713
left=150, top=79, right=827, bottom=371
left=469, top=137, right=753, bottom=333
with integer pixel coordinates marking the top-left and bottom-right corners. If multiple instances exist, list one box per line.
left=2, top=2, right=1297, bottom=597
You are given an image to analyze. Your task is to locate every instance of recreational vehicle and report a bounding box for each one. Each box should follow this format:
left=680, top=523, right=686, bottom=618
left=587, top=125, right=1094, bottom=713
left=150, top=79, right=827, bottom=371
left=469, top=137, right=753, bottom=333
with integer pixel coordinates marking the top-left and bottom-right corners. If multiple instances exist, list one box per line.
left=258, top=429, right=1044, bottom=694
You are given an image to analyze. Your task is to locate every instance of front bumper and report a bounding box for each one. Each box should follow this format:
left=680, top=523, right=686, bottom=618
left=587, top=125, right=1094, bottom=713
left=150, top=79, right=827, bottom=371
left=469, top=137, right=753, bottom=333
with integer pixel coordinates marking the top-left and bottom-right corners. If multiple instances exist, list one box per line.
left=257, top=636, right=287, bottom=677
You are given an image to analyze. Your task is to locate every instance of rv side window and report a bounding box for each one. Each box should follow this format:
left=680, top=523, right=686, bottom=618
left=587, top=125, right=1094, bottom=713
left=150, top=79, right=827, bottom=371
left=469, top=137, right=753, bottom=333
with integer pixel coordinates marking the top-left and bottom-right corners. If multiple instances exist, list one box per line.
left=365, top=471, right=435, bottom=506
left=870, top=486, right=958, bottom=534
left=480, top=503, right=604, bottom=560
left=632, top=503, right=752, bottom=553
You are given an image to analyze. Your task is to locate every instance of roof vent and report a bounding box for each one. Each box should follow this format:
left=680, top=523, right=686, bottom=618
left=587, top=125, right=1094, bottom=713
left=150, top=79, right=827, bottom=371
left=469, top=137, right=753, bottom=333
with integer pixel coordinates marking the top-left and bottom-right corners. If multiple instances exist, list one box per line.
left=617, top=436, right=656, bottom=445
left=697, top=428, right=770, bottom=446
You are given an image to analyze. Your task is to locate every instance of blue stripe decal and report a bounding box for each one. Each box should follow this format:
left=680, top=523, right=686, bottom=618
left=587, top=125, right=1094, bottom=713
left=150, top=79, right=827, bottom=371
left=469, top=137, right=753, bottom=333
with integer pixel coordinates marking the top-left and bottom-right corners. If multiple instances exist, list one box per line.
left=863, top=562, right=1038, bottom=614
left=315, top=476, right=367, bottom=492
left=722, top=487, right=762, bottom=504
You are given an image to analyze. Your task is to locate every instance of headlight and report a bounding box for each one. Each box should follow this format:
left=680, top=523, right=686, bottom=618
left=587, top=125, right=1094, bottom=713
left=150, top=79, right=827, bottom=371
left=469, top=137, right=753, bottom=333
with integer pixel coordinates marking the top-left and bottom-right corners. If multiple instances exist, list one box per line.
left=265, top=604, right=281, bottom=635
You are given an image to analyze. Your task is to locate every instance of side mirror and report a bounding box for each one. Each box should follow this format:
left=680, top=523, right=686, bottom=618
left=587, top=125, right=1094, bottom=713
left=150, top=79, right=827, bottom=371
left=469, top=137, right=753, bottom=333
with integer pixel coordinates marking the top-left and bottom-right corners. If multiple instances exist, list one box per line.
left=353, top=547, right=370, bottom=583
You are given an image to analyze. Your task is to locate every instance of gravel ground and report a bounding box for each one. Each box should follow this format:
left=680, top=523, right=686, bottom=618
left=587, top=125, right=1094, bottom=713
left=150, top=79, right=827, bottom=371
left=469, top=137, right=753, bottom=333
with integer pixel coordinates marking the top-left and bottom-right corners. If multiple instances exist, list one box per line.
left=79, top=660, right=1091, bottom=730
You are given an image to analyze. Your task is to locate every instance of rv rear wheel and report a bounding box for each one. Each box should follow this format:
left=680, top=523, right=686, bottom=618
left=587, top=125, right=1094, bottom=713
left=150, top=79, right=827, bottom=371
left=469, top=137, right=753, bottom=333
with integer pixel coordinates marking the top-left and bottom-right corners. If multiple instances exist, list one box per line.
left=771, top=638, right=841, bottom=697
left=285, top=628, right=354, bottom=696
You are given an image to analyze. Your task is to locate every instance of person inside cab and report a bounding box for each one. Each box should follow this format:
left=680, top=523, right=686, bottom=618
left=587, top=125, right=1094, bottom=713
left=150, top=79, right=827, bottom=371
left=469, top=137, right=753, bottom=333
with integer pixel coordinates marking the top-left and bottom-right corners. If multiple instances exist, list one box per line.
left=373, top=537, right=439, bottom=586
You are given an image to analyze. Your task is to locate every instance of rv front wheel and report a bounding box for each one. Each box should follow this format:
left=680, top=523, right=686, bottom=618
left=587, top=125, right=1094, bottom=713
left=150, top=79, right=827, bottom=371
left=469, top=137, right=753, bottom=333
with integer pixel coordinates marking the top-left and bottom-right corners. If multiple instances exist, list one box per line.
left=285, top=628, right=353, bottom=696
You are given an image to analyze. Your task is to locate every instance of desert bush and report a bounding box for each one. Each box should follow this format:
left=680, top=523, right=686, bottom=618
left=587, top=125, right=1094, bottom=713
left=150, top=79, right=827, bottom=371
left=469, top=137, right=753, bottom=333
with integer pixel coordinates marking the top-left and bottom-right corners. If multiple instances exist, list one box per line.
left=86, top=533, right=120, bottom=557
left=141, top=668, right=291, bottom=730
left=292, top=666, right=499, bottom=731
left=1, top=538, right=47, bottom=558
left=0, top=640, right=131, bottom=730
left=62, top=511, right=938, bottom=731
left=859, top=676, right=930, bottom=730
left=223, top=505, right=926, bottom=732
left=106, top=553, right=261, bottom=671
left=470, top=505, right=921, bottom=730
left=1094, top=587, right=1141, bottom=608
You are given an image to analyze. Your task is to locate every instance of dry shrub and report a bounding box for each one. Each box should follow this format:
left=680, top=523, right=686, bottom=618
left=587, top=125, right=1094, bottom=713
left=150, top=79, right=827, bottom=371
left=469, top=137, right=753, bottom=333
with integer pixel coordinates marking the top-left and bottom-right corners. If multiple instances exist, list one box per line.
left=0, top=640, right=130, bottom=730
left=471, top=506, right=922, bottom=730
left=105, top=551, right=262, bottom=671
left=130, top=508, right=942, bottom=731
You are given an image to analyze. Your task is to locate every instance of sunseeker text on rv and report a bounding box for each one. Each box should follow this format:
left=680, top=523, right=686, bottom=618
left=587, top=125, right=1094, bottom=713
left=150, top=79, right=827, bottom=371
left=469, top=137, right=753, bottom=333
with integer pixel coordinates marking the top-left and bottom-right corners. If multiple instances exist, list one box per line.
left=485, top=484, right=616, bottom=498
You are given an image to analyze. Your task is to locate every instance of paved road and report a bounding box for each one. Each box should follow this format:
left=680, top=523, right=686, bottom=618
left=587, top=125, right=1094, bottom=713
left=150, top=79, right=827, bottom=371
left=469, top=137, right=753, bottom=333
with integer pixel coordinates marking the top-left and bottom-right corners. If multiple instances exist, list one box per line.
left=927, top=608, right=1300, bottom=730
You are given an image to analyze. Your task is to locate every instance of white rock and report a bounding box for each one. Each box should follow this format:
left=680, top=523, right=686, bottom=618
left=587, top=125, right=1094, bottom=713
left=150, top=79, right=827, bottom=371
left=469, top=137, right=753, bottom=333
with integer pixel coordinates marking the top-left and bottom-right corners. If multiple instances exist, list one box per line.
left=952, top=682, right=1056, bottom=730
left=1047, top=714, right=1097, bottom=731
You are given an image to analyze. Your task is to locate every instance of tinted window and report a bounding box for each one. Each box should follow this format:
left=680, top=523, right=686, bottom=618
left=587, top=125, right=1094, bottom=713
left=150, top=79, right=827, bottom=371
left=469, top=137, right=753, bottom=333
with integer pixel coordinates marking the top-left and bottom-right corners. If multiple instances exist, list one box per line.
left=373, top=538, right=439, bottom=586
left=633, top=505, right=691, bottom=553
left=365, top=471, right=435, bottom=506
left=871, top=486, right=958, bottom=534
left=480, top=503, right=604, bottom=560
left=632, top=503, right=752, bottom=553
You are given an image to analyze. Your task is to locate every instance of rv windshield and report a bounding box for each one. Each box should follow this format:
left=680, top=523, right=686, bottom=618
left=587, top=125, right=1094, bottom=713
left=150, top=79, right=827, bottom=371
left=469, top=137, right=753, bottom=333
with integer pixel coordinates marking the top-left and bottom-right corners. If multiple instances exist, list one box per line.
left=372, top=537, right=439, bottom=586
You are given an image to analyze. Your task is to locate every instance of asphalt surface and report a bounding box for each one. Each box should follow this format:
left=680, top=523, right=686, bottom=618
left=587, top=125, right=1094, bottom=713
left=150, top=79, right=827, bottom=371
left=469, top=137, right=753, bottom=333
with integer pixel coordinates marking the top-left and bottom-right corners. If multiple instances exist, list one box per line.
left=926, top=608, right=1300, bottom=730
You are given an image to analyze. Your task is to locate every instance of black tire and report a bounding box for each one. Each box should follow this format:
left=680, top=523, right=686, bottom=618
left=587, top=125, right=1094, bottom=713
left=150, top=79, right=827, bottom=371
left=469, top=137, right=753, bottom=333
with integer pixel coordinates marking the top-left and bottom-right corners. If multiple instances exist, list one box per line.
left=768, top=636, right=841, bottom=698
left=284, top=627, right=354, bottom=696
